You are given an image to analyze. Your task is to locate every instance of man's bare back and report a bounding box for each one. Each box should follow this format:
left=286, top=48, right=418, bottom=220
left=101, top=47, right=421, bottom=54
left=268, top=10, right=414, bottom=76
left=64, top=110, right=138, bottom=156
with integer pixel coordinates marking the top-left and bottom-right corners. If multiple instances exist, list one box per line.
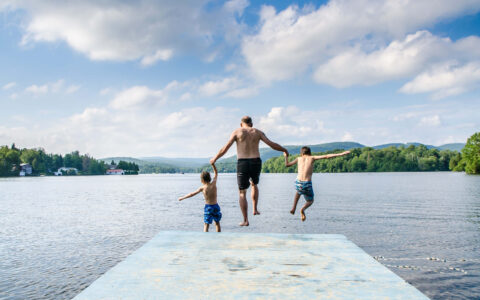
left=233, top=127, right=262, bottom=159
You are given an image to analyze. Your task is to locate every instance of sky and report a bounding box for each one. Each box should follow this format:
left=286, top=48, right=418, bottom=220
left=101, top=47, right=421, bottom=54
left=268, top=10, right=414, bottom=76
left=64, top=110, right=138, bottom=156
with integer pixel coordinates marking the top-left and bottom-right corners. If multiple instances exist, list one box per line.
left=1, top=0, right=480, bottom=158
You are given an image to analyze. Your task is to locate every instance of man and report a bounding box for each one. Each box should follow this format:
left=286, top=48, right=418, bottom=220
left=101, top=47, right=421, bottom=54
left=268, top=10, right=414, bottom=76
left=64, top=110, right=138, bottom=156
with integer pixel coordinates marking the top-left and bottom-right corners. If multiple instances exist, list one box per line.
left=210, top=116, right=289, bottom=226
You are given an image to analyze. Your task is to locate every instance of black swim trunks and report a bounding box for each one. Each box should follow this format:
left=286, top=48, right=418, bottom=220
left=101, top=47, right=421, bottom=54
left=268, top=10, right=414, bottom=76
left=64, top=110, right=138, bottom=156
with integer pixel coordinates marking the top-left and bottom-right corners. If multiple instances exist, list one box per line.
left=237, top=158, right=262, bottom=190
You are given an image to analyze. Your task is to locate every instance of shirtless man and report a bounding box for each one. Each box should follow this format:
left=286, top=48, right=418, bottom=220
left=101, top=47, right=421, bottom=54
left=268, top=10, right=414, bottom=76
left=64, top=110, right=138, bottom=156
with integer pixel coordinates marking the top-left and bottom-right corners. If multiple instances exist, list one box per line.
left=285, top=146, right=350, bottom=221
left=210, top=116, right=289, bottom=226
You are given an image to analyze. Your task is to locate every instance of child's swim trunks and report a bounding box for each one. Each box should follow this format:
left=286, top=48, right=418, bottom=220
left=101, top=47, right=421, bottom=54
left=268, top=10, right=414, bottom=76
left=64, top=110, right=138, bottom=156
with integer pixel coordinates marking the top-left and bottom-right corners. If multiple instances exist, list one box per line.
left=204, top=203, right=222, bottom=224
left=295, top=180, right=314, bottom=201
left=237, top=158, right=262, bottom=190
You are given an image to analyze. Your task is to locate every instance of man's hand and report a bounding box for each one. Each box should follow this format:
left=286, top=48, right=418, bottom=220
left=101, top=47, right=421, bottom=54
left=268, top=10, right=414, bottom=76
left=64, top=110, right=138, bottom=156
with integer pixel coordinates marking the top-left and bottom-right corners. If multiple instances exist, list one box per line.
left=283, top=152, right=288, bottom=157
left=178, top=197, right=183, bottom=201
left=344, top=150, right=351, bottom=155
left=209, top=158, right=216, bottom=165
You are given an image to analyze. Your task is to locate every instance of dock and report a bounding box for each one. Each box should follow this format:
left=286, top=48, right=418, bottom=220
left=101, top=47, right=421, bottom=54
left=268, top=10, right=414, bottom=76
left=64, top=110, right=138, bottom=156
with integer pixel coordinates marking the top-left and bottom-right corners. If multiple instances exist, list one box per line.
left=73, top=231, right=429, bottom=299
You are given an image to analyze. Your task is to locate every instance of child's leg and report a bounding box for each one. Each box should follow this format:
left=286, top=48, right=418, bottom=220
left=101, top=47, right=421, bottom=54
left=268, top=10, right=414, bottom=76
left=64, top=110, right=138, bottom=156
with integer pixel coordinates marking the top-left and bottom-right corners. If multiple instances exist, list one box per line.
left=204, top=223, right=209, bottom=232
left=215, top=221, right=221, bottom=232
left=290, top=192, right=301, bottom=214
left=300, top=201, right=313, bottom=222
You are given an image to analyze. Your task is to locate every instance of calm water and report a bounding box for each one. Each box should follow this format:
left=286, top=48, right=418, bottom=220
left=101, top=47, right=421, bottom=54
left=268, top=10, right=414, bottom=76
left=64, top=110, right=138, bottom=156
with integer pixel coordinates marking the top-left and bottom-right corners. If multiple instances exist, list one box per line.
left=0, top=173, right=479, bottom=299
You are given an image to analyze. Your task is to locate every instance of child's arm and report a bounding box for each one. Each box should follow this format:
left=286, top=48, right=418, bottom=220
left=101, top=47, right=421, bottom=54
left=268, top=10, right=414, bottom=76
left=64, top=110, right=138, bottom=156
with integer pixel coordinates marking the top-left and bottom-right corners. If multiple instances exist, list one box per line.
left=313, top=150, right=350, bottom=160
left=178, top=187, right=203, bottom=201
left=211, top=163, right=218, bottom=183
left=284, top=152, right=298, bottom=167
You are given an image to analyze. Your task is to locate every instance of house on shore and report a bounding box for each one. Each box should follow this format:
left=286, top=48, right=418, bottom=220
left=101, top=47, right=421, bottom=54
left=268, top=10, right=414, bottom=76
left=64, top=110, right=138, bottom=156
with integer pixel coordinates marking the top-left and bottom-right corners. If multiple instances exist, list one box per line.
left=19, top=163, right=33, bottom=176
left=106, top=169, right=125, bottom=175
left=54, top=167, right=79, bottom=176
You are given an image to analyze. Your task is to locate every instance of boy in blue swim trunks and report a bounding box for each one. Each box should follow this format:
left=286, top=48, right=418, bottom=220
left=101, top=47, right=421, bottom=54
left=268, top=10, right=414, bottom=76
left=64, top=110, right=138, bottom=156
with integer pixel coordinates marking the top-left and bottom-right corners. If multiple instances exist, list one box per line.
left=178, top=163, right=221, bottom=232
left=285, top=147, right=350, bottom=221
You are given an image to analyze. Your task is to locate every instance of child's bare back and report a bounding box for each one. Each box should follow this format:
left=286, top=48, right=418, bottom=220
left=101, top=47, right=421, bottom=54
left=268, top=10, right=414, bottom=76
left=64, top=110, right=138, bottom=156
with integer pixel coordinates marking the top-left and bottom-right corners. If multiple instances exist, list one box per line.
left=202, top=180, right=218, bottom=205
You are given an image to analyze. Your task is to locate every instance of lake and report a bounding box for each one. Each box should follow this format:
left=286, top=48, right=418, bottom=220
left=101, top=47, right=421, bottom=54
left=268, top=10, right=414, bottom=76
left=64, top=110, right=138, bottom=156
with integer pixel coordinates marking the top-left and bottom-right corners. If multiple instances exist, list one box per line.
left=0, top=172, right=479, bottom=299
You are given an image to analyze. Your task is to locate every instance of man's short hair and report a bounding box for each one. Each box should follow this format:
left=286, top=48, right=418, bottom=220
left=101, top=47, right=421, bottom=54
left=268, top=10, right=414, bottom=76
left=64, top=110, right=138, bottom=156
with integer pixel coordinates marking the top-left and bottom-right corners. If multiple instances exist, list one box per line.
left=301, top=146, right=311, bottom=155
left=201, top=171, right=211, bottom=183
left=241, top=116, right=253, bottom=126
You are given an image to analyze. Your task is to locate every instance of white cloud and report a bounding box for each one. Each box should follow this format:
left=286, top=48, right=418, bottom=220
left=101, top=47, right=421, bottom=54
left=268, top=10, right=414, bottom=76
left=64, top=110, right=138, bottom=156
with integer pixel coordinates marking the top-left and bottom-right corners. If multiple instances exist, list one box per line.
left=140, top=49, right=173, bottom=66
left=99, top=88, right=112, bottom=96
left=258, top=106, right=332, bottom=144
left=23, top=79, right=80, bottom=96
left=109, top=86, right=165, bottom=110
left=241, top=1, right=480, bottom=90
left=65, top=85, right=81, bottom=94
left=50, top=79, right=64, bottom=93
left=419, top=115, right=441, bottom=127
left=25, top=84, right=48, bottom=95
left=199, top=77, right=240, bottom=97
left=6, top=0, right=247, bottom=65
left=399, top=61, right=480, bottom=99
left=2, top=82, right=16, bottom=90
left=313, top=31, right=480, bottom=87
left=1, top=99, right=479, bottom=157
left=341, top=132, right=353, bottom=142
left=198, top=77, right=259, bottom=98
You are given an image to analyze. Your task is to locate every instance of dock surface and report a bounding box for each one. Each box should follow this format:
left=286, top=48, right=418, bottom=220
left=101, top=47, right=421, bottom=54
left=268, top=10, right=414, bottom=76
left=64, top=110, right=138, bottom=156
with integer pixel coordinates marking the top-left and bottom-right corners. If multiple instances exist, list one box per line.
left=74, top=231, right=428, bottom=299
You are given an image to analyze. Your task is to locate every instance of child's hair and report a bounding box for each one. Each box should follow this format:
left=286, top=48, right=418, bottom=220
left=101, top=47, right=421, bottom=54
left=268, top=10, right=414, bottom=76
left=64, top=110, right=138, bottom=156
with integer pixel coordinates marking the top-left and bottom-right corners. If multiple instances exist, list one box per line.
left=301, top=146, right=311, bottom=155
left=201, top=171, right=211, bottom=183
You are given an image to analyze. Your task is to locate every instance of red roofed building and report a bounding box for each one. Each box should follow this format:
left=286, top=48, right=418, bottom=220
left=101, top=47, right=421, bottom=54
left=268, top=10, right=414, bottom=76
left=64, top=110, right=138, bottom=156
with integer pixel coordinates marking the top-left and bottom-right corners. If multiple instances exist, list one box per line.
left=106, top=169, right=125, bottom=175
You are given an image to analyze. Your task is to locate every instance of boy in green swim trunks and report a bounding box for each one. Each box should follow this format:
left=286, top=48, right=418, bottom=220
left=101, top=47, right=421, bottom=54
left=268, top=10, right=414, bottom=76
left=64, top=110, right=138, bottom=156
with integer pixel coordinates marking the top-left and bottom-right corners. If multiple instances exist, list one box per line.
left=284, top=147, right=350, bottom=221
left=178, top=163, right=221, bottom=232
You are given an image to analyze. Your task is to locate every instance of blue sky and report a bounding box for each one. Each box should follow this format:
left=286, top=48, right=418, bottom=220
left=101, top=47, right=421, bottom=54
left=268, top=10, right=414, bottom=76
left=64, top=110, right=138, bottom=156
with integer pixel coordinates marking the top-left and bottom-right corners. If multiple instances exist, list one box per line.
left=1, top=0, right=480, bottom=157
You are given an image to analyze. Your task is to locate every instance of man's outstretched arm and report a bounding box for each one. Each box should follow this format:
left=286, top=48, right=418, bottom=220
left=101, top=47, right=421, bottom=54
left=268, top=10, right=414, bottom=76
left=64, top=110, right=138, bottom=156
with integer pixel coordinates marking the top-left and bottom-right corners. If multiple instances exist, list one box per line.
left=210, top=132, right=236, bottom=164
left=211, top=163, right=218, bottom=182
left=284, top=153, right=298, bottom=167
left=259, top=131, right=289, bottom=156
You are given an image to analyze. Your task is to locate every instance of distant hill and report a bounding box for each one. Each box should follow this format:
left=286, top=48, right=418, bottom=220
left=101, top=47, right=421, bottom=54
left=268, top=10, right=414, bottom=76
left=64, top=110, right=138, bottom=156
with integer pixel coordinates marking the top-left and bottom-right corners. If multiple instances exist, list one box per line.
left=372, top=142, right=464, bottom=152
left=100, top=157, right=150, bottom=165
left=436, top=143, right=465, bottom=152
left=101, top=141, right=465, bottom=173
left=373, top=143, right=435, bottom=150
left=138, top=156, right=209, bottom=168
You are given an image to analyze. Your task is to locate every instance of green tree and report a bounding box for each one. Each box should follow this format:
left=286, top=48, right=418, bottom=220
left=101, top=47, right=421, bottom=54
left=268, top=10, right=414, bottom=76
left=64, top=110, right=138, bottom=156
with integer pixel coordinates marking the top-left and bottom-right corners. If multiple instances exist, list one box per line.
left=462, top=132, right=480, bottom=174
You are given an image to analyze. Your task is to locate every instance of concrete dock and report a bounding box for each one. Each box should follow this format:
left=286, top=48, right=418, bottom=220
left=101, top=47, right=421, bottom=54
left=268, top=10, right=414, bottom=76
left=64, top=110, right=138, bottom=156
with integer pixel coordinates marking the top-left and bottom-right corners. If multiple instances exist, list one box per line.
left=73, top=231, right=429, bottom=299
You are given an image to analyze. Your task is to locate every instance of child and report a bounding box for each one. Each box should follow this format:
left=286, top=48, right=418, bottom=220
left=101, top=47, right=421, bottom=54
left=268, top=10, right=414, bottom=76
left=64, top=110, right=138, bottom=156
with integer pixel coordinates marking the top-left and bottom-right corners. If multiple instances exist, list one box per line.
left=284, top=147, right=350, bottom=221
left=178, top=163, right=222, bottom=232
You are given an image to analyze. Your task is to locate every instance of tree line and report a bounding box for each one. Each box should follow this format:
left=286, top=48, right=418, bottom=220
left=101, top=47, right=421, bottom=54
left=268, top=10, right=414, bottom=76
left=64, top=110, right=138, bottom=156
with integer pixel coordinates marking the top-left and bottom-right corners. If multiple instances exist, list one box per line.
left=0, top=145, right=138, bottom=177
left=262, top=132, right=479, bottom=174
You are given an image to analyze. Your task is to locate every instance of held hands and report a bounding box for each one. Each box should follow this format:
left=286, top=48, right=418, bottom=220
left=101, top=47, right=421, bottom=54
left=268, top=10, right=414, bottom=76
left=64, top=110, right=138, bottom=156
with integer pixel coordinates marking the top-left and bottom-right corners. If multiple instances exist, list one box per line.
left=209, top=158, right=216, bottom=165
left=343, top=150, right=351, bottom=155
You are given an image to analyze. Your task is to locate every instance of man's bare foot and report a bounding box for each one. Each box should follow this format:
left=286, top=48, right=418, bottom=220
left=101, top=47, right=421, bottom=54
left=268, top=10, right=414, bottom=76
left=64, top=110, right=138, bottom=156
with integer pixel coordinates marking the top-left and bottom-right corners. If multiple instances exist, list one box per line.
left=253, top=210, right=260, bottom=215
left=239, top=221, right=249, bottom=226
left=300, top=210, right=306, bottom=221
left=290, top=210, right=295, bottom=215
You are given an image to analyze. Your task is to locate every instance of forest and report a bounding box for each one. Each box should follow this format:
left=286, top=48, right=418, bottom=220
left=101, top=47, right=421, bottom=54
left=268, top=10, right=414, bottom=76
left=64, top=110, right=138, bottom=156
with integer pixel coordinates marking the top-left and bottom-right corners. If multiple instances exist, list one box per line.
left=262, top=132, right=479, bottom=174
left=0, top=145, right=138, bottom=177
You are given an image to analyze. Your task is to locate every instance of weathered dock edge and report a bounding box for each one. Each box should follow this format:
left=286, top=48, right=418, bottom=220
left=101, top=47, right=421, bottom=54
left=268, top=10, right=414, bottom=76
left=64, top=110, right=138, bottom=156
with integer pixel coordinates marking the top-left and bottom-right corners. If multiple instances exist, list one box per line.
left=74, top=231, right=429, bottom=299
